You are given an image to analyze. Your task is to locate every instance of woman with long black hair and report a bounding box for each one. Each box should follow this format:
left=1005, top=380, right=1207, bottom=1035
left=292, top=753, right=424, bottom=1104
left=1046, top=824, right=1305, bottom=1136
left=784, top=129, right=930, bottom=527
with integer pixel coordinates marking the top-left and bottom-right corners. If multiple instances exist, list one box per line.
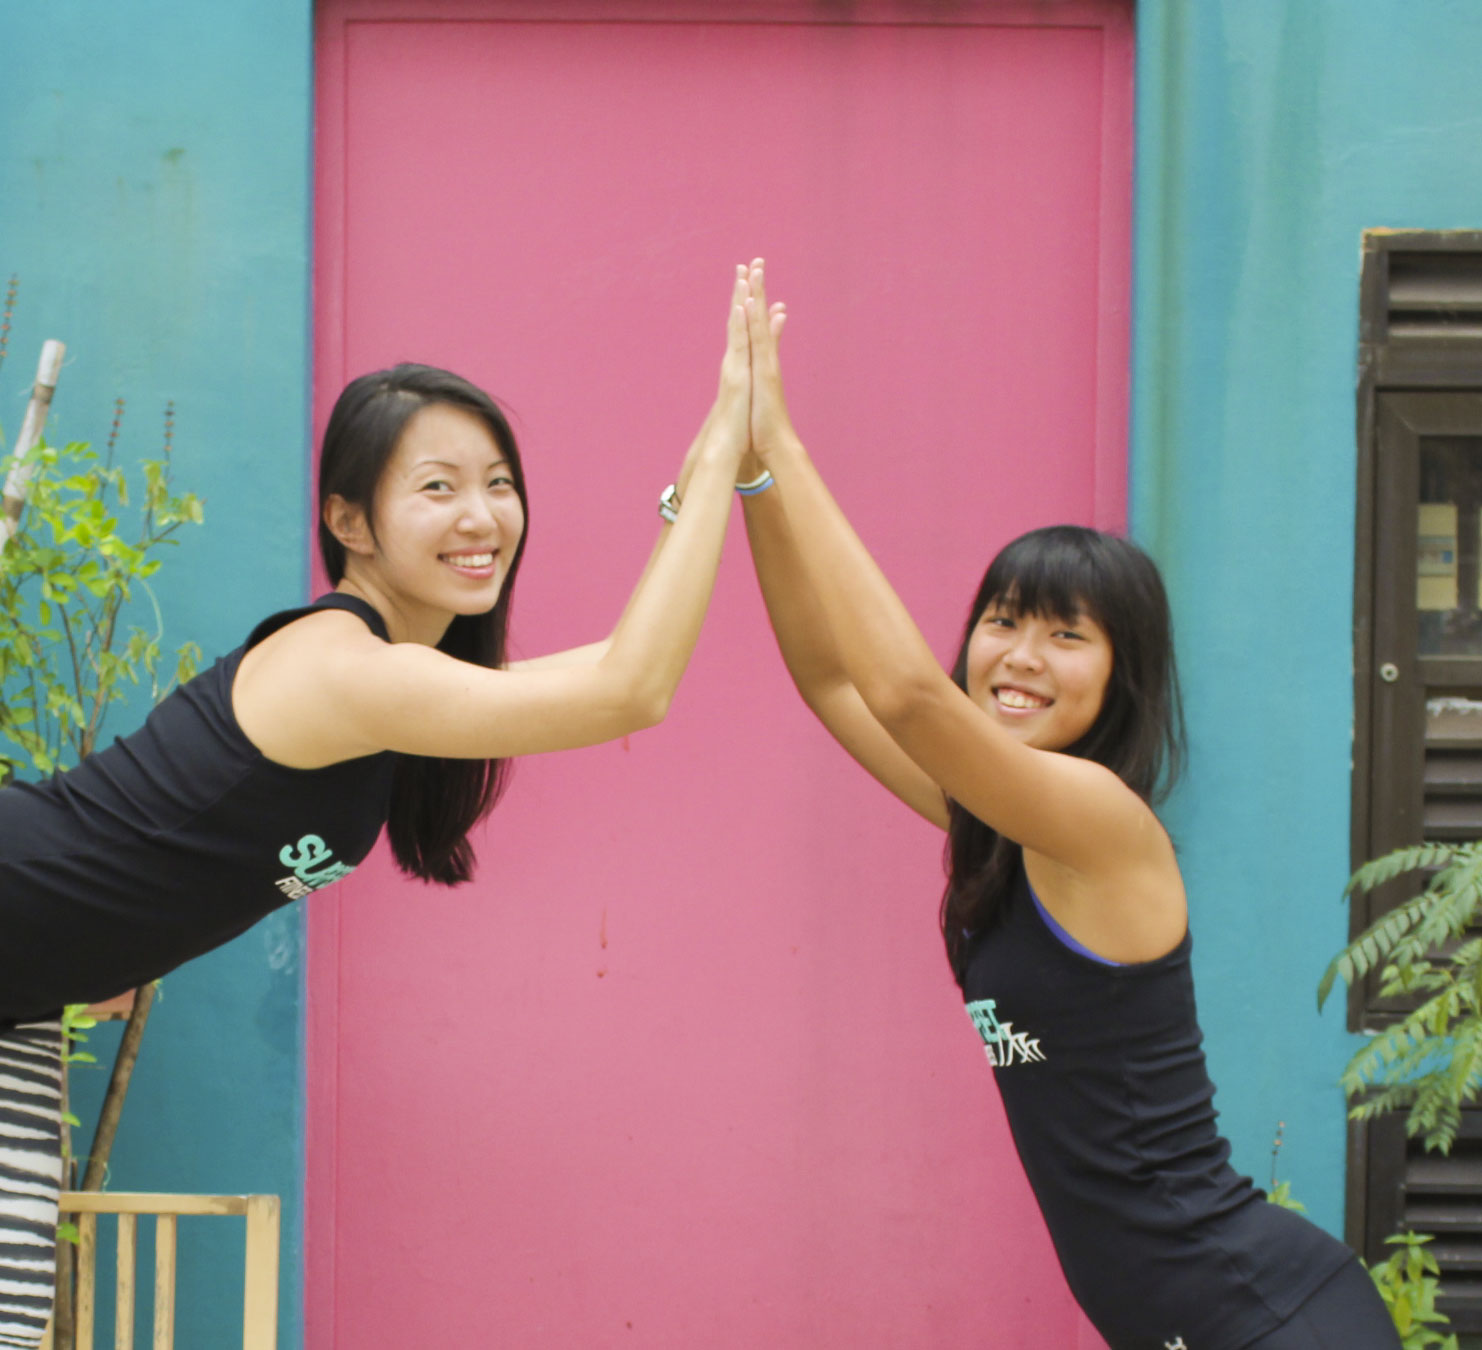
left=736, top=261, right=1398, bottom=1349
left=0, top=267, right=754, bottom=1349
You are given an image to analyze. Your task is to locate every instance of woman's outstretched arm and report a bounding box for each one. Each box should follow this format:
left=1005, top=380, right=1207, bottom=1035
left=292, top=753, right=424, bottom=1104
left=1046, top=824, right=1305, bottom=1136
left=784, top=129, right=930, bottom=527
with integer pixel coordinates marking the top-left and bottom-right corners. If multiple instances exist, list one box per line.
left=242, top=268, right=754, bottom=764
left=741, top=263, right=1158, bottom=879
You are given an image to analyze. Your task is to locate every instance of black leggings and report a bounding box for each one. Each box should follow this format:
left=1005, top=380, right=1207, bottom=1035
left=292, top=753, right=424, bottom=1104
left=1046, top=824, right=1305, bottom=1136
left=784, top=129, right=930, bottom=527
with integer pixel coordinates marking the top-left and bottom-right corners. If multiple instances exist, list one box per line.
left=1243, top=1257, right=1403, bottom=1350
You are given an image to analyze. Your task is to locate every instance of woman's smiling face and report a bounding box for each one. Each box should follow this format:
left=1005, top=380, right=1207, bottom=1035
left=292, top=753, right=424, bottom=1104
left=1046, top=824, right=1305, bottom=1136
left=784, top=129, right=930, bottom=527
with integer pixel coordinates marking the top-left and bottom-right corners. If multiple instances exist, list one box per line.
left=964, top=601, right=1115, bottom=752
left=332, top=401, right=525, bottom=640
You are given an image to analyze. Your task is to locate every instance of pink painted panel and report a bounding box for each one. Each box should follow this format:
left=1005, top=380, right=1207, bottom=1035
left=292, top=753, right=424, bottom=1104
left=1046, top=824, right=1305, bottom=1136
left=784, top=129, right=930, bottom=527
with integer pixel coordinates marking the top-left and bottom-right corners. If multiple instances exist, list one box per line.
left=311, top=4, right=1130, bottom=1346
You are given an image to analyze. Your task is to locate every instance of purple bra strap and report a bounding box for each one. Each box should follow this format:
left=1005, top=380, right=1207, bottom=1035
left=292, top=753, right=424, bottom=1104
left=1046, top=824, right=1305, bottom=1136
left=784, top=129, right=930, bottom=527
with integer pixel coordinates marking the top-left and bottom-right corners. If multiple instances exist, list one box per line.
left=1027, top=880, right=1124, bottom=967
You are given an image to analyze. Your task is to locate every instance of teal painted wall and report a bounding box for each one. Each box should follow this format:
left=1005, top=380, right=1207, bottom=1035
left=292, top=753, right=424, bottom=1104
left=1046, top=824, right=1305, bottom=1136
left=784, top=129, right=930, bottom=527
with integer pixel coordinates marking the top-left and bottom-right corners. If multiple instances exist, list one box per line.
left=1, top=2, right=314, bottom=1344
left=1132, top=0, right=1482, bottom=1236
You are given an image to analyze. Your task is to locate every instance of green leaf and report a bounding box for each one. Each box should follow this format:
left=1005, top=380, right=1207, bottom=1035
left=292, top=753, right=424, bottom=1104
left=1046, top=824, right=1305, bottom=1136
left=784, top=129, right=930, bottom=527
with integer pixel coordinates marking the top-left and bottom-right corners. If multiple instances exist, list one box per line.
left=1265, top=1180, right=1306, bottom=1212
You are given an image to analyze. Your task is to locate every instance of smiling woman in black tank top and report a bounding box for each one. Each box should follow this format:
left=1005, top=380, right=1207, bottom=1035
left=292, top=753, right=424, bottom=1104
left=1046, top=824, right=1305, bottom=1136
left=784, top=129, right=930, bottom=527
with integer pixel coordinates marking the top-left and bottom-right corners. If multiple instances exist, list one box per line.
left=0, top=267, right=756, bottom=1350
left=734, top=260, right=1398, bottom=1350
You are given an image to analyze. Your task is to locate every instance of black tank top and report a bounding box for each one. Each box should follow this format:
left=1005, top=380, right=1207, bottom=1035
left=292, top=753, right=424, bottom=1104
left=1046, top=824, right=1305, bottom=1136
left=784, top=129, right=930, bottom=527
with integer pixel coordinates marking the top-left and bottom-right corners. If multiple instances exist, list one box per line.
left=961, top=867, right=1350, bottom=1349
left=0, top=594, right=397, bottom=1024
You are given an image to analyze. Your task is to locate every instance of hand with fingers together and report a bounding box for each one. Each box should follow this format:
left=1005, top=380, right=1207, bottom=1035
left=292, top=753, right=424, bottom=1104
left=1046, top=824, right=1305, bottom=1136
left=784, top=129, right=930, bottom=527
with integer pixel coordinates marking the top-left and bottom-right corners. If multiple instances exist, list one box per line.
left=743, top=259, right=794, bottom=463
left=676, top=263, right=755, bottom=500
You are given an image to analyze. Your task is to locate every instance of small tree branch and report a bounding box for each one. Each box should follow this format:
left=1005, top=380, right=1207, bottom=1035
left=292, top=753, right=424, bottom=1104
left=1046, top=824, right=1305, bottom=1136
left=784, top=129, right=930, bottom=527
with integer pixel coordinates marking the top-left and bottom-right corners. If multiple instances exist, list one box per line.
left=79, top=594, right=122, bottom=760
left=56, top=604, right=87, bottom=758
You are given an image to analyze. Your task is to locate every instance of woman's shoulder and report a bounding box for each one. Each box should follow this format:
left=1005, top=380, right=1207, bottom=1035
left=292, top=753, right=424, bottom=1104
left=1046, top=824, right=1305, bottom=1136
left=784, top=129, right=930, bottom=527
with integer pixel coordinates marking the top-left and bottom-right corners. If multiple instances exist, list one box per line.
left=1023, top=829, right=1187, bottom=965
left=244, top=593, right=390, bottom=653
left=232, top=598, right=398, bottom=769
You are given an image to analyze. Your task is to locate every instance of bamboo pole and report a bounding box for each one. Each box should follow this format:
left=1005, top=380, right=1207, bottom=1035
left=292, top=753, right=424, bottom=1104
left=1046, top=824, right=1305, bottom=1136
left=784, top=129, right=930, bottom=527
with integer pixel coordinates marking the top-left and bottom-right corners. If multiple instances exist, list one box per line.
left=0, top=339, right=65, bottom=549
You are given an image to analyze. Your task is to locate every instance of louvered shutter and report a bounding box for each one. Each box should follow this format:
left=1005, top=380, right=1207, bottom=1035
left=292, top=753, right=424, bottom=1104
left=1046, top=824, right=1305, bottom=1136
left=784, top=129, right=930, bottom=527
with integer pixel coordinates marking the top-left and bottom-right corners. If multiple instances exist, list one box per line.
left=1354, top=1110, right=1482, bottom=1327
left=1353, top=233, right=1482, bottom=1330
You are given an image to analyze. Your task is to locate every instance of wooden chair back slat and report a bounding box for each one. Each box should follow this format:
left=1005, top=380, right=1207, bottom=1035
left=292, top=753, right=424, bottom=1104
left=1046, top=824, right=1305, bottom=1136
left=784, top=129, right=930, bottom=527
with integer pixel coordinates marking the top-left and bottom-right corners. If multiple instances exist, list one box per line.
left=75, top=1213, right=97, bottom=1350
left=240, top=1197, right=280, bottom=1350
left=114, top=1212, right=136, bottom=1350
left=46, top=1194, right=278, bottom=1350
left=152, top=1215, right=176, bottom=1350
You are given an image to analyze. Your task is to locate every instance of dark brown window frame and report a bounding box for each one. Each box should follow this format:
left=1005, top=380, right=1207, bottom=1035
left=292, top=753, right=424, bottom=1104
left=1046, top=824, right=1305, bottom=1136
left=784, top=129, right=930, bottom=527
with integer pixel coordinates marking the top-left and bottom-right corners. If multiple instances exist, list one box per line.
left=1352, top=232, right=1482, bottom=1325
left=1354, top=231, right=1482, bottom=1006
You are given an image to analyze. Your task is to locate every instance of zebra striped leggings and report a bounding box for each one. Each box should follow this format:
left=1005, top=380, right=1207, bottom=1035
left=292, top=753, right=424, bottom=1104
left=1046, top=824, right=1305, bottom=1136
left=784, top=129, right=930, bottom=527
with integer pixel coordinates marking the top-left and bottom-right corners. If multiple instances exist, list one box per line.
left=0, top=1022, right=62, bottom=1350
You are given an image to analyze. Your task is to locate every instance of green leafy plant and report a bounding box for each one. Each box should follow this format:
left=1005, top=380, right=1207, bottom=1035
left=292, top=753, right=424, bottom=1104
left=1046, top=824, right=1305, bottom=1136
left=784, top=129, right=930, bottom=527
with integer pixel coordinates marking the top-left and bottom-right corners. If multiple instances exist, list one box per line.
left=1368, top=1233, right=1460, bottom=1349
left=57, top=1004, right=99, bottom=1128
left=1317, top=841, right=1482, bottom=1153
left=1265, top=1120, right=1307, bottom=1212
left=1264, top=1180, right=1305, bottom=1212
left=0, top=403, right=203, bottom=783
left=1316, top=845, right=1479, bottom=1345
left=51, top=1003, right=100, bottom=1246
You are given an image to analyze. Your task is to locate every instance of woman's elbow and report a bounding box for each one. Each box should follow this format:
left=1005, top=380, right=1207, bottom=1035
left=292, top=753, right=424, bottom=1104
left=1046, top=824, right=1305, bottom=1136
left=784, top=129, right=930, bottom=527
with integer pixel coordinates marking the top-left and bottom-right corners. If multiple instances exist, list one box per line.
left=609, top=670, right=672, bottom=732
left=593, top=656, right=673, bottom=734
left=628, top=687, right=672, bottom=732
left=856, top=669, right=944, bottom=733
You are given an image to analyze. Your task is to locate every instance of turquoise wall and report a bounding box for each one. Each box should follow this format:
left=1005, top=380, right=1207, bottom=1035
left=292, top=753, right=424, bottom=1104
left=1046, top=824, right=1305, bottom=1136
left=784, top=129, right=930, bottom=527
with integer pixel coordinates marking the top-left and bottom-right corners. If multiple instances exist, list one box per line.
left=1, top=2, right=314, bottom=1344
left=1132, top=0, right=1482, bottom=1235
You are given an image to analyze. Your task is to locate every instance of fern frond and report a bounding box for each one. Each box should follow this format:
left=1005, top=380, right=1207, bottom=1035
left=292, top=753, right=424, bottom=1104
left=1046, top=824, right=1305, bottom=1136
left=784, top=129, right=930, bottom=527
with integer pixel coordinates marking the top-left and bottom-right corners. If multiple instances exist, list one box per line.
left=1448, top=1022, right=1482, bottom=1100
left=1438, top=840, right=1482, bottom=894
left=1350, top=1084, right=1421, bottom=1120
left=1320, top=887, right=1442, bottom=1008
left=1420, top=878, right=1482, bottom=948
left=1410, top=1079, right=1461, bottom=1153
left=1347, top=843, right=1457, bottom=897
left=1331, top=840, right=1482, bottom=1156
left=1316, top=953, right=1351, bottom=1011
left=1342, top=1021, right=1429, bottom=1091
left=1378, top=960, right=1447, bottom=1000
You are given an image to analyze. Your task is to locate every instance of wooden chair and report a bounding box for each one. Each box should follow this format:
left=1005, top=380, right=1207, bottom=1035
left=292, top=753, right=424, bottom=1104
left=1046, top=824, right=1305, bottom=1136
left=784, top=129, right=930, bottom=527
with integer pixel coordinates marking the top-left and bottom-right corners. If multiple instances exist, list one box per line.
left=41, top=1192, right=280, bottom=1350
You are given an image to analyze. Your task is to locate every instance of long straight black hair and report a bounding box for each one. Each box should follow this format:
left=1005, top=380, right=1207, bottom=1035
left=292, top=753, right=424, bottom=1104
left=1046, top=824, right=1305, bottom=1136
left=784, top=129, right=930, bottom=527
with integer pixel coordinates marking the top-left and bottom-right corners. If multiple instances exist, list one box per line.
left=940, top=525, right=1185, bottom=984
left=318, top=363, right=530, bottom=886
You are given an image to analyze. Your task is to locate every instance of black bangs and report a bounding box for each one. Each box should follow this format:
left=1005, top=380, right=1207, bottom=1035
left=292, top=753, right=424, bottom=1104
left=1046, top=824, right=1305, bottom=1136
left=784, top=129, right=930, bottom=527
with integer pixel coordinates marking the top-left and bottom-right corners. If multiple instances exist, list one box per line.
left=950, top=524, right=1182, bottom=799
left=975, top=527, right=1111, bottom=627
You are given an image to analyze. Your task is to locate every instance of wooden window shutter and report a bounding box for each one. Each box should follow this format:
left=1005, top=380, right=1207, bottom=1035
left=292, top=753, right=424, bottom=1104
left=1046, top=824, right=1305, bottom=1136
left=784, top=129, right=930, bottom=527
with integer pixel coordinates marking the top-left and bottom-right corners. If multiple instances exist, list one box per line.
left=1353, top=232, right=1482, bottom=1329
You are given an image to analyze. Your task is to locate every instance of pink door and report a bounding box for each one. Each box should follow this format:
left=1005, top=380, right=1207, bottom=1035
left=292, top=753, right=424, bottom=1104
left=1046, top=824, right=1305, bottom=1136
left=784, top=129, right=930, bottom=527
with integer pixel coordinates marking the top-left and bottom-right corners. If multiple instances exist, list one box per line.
left=311, top=3, right=1131, bottom=1345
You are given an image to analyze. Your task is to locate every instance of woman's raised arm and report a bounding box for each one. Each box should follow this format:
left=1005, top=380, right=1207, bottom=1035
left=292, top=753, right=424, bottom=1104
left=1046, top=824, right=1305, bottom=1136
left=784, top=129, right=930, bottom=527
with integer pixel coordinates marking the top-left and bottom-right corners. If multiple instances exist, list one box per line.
left=738, top=429, right=949, bottom=828
left=242, top=268, right=754, bottom=766
left=741, top=263, right=1152, bottom=877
